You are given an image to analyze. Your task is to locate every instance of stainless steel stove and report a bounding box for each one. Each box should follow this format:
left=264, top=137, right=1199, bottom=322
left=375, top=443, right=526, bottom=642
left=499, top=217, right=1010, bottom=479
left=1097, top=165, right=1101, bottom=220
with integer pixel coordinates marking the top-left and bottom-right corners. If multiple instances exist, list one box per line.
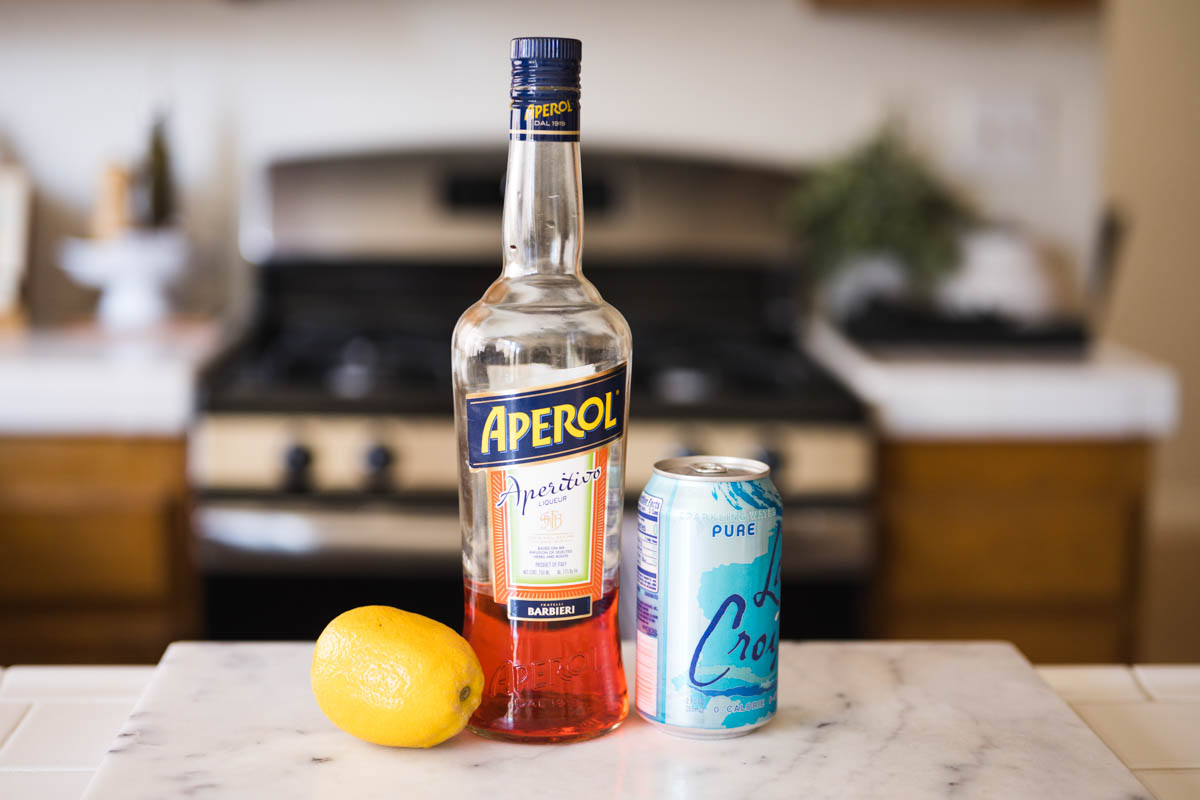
left=190, top=149, right=875, bottom=640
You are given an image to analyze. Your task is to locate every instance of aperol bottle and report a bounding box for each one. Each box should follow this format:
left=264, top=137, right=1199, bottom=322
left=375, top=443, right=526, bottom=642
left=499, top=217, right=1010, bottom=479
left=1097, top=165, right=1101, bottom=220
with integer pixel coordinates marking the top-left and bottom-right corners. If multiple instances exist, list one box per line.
left=451, top=37, right=631, bottom=743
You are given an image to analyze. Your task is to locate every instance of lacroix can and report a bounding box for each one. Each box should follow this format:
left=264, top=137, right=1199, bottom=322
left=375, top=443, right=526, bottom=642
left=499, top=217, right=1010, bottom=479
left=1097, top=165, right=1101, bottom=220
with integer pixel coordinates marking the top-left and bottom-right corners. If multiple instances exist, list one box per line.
left=635, top=456, right=782, bottom=738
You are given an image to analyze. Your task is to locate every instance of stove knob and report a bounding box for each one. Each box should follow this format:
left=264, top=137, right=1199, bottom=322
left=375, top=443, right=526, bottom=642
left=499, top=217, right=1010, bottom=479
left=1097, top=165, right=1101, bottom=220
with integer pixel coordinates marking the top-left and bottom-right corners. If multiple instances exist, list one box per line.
left=365, top=443, right=395, bottom=491
left=283, top=443, right=313, bottom=493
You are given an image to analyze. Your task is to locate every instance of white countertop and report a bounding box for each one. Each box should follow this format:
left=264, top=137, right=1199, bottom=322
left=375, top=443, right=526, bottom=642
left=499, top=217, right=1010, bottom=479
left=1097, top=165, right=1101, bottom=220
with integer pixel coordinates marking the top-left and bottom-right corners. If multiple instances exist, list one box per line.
left=3, top=651, right=1198, bottom=799
left=4, top=643, right=1198, bottom=799
left=807, top=320, right=1179, bottom=440
left=0, top=322, right=220, bottom=436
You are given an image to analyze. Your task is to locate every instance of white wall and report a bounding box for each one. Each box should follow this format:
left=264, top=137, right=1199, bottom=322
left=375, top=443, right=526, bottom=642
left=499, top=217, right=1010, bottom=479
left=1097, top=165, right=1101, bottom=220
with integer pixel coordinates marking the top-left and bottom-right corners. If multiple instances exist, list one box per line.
left=0, top=0, right=1103, bottom=322
left=1103, top=0, right=1200, bottom=661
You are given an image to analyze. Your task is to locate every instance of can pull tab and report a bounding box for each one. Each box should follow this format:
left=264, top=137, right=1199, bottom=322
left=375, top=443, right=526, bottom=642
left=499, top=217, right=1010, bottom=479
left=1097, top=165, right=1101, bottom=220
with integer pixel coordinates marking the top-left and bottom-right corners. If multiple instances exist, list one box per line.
left=690, top=462, right=728, bottom=476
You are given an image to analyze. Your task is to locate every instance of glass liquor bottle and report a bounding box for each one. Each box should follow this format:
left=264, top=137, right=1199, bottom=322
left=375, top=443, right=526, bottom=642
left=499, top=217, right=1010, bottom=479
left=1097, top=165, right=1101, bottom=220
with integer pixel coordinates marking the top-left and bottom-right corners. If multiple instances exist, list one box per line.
left=452, top=37, right=631, bottom=743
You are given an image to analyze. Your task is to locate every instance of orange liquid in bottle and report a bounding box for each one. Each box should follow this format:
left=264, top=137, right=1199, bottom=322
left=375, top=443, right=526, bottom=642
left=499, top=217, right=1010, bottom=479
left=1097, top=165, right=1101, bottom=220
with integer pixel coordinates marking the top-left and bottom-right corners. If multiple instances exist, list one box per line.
left=463, top=580, right=628, bottom=743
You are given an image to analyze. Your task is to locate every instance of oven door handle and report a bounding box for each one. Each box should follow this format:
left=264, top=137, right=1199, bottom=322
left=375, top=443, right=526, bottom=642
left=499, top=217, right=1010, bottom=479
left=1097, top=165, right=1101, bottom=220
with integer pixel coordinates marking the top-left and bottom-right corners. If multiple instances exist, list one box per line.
left=195, top=502, right=461, bottom=573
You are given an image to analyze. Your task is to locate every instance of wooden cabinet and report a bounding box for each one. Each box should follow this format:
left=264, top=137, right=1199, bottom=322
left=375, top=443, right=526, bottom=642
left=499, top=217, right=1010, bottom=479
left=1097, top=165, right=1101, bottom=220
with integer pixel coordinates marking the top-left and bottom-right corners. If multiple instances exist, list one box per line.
left=0, top=437, right=198, bottom=664
left=871, top=441, right=1147, bottom=663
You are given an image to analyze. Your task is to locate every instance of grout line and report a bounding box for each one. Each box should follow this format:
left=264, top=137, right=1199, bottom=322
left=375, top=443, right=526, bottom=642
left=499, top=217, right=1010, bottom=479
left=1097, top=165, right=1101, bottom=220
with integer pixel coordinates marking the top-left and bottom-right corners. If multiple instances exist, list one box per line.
left=1070, top=699, right=1200, bottom=706
left=0, top=697, right=143, bottom=704
left=1065, top=699, right=1150, bottom=707
left=1063, top=698, right=1157, bottom=706
left=1065, top=694, right=1200, bottom=704
left=0, top=701, right=36, bottom=755
left=1130, top=669, right=1157, bottom=701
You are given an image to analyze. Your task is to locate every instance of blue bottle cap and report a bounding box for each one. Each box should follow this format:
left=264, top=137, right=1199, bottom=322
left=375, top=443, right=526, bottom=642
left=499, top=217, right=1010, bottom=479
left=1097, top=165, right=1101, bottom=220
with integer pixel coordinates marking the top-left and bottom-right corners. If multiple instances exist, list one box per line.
left=509, top=37, right=582, bottom=141
left=510, top=37, right=581, bottom=62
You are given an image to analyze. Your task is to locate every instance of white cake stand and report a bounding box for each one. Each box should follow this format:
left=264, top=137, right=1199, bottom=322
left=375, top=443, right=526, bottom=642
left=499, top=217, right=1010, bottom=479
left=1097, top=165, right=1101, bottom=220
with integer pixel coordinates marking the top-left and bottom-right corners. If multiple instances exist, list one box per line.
left=60, top=230, right=187, bottom=332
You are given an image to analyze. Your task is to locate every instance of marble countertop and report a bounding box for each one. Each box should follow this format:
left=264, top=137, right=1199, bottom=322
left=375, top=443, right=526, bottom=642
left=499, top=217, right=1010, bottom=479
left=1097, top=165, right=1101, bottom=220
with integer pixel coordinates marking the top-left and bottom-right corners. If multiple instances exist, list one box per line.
left=806, top=319, right=1179, bottom=439
left=3, top=647, right=1198, bottom=799
left=1, top=642, right=1183, bottom=800
left=0, top=321, right=221, bottom=436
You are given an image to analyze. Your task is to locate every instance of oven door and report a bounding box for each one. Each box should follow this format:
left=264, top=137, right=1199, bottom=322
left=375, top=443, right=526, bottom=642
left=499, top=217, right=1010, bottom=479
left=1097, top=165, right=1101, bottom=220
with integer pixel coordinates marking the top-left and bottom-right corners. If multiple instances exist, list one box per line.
left=194, top=501, right=462, bottom=639
left=616, top=501, right=873, bottom=641
left=199, top=497, right=872, bottom=641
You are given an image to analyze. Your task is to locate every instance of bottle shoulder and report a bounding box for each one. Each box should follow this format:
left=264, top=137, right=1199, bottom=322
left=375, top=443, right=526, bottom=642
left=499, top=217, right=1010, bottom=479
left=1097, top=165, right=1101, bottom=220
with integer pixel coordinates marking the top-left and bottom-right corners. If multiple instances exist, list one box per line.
left=472, top=273, right=608, bottom=310
left=451, top=275, right=632, bottom=396
left=452, top=275, right=632, bottom=348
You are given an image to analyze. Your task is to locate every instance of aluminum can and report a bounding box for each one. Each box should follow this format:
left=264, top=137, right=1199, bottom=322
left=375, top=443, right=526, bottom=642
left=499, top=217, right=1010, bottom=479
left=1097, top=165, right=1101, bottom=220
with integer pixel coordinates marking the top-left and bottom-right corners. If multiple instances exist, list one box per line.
left=634, top=455, right=782, bottom=738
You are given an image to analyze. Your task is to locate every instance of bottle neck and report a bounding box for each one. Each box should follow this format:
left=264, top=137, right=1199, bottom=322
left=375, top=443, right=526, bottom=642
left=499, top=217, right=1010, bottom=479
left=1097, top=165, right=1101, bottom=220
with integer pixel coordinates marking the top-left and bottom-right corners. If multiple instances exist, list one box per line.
left=502, top=139, right=583, bottom=278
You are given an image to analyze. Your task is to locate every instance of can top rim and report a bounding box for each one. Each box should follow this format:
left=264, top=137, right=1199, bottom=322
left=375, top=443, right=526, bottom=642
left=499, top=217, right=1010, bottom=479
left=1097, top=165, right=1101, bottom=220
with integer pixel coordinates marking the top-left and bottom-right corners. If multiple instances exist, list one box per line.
left=652, top=455, right=770, bottom=482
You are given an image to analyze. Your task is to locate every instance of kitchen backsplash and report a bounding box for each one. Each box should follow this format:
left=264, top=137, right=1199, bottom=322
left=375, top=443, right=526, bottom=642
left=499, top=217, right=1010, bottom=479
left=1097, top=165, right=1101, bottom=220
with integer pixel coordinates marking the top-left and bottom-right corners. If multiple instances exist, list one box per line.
left=0, top=0, right=1102, bottom=323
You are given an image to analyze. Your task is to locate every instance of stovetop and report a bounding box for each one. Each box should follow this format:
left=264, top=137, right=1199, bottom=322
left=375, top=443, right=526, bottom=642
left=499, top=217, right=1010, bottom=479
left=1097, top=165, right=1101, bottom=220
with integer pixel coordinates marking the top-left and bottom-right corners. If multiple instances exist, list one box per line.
left=840, top=298, right=1089, bottom=358
left=200, top=261, right=866, bottom=422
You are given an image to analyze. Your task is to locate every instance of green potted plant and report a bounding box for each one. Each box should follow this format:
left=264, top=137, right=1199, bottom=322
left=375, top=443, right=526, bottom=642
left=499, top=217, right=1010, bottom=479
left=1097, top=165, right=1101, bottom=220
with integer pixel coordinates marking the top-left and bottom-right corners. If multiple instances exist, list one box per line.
left=783, top=125, right=977, bottom=318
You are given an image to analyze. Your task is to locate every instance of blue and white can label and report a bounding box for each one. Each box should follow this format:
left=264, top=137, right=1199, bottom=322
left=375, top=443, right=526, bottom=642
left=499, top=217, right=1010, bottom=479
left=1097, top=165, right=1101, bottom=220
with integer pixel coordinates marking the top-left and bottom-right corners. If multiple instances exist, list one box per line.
left=635, top=457, right=782, bottom=737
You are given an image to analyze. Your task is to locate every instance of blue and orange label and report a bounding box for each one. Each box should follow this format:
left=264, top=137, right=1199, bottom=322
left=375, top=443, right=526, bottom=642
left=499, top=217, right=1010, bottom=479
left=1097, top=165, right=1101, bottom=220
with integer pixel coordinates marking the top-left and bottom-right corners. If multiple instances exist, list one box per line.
left=465, top=363, right=626, bottom=470
left=471, top=365, right=626, bottom=621
left=510, top=90, right=580, bottom=142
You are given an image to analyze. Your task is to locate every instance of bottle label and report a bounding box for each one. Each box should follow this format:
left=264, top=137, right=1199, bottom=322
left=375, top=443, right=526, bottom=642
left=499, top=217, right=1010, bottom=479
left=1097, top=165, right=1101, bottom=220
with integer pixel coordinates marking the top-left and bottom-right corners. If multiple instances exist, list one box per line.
left=467, top=364, right=627, bottom=620
left=464, top=363, right=626, bottom=470
left=510, top=91, right=580, bottom=142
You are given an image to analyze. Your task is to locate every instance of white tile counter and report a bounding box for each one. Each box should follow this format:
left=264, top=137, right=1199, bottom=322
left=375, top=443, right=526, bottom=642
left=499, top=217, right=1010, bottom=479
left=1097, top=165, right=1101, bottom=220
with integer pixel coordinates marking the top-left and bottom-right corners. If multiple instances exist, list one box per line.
left=1038, top=665, right=1200, bottom=798
left=0, top=322, right=220, bottom=436
left=0, top=666, right=154, bottom=799
left=3, top=652, right=1196, bottom=799
left=807, top=320, right=1179, bottom=439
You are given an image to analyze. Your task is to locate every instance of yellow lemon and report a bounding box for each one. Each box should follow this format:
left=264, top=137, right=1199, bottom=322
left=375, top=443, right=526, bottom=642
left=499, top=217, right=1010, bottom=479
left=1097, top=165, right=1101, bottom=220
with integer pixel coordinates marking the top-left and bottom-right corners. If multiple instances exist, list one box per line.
left=311, top=606, right=483, bottom=748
